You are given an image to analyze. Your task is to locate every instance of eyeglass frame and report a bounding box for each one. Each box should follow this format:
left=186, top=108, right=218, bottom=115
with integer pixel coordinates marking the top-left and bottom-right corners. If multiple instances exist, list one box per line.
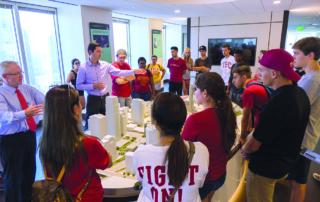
left=5, top=71, right=24, bottom=76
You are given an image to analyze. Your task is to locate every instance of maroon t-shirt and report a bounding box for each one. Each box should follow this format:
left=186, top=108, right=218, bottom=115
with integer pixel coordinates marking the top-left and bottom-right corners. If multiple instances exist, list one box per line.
left=242, top=79, right=269, bottom=127
left=132, top=70, right=153, bottom=94
left=167, top=58, right=187, bottom=83
left=182, top=108, right=227, bottom=181
left=46, top=136, right=109, bottom=202
left=111, top=62, right=132, bottom=97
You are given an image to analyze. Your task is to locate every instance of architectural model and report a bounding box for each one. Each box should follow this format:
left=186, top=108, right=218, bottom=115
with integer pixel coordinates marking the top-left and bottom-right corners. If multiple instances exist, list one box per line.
left=101, top=135, right=118, bottom=160
left=145, top=124, right=159, bottom=145
left=88, top=114, right=108, bottom=139
left=105, top=96, right=121, bottom=141
left=125, top=152, right=134, bottom=173
left=132, top=99, right=145, bottom=126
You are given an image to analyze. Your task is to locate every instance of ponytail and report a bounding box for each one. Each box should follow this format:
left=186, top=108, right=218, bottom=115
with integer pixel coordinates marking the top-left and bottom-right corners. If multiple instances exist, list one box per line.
left=195, top=72, right=237, bottom=155
left=164, top=135, right=188, bottom=187
left=152, top=93, right=188, bottom=188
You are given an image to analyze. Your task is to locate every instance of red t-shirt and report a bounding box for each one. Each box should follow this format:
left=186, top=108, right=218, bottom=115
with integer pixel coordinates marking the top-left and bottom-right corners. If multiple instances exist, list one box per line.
left=132, top=70, right=153, bottom=94
left=242, top=79, right=269, bottom=127
left=182, top=108, right=227, bottom=181
left=111, top=62, right=132, bottom=97
left=46, top=136, right=109, bottom=202
left=167, top=58, right=187, bottom=82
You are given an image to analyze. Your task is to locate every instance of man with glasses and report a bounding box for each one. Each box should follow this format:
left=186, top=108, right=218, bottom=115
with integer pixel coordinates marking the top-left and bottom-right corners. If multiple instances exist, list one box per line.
left=111, top=49, right=136, bottom=107
left=77, top=43, right=145, bottom=130
left=0, top=61, right=44, bottom=202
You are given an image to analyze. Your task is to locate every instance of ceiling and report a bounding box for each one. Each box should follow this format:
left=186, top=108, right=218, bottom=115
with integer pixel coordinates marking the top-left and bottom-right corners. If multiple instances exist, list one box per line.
left=6, top=0, right=320, bottom=29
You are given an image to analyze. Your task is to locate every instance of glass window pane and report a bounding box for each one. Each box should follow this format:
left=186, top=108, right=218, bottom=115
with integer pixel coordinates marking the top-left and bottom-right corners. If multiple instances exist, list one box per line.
left=18, top=9, right=61, bottom=94
left=0, top=6, right=20, bottom=64
left=113, top=22, right=129, bottom=64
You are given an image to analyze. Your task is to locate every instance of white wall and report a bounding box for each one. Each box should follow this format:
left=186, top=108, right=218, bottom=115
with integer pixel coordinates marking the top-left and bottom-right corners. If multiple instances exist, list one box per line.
left=130, top=17, right=149, bottom=69
left=80, top=5, right=115, bottom=93
left=190, top=11, right=284, bottom=77
left=163, top=22, right=182, bottom=80
left=57, top=5, right=85, bottom=82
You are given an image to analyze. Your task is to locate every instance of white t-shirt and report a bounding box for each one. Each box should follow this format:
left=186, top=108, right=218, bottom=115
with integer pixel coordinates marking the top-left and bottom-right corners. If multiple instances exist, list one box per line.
left=298, top=71, right=320, bottom=151
left=221, top=56, right=235, bottom=85
left=133, top=141, right=209, bottom=202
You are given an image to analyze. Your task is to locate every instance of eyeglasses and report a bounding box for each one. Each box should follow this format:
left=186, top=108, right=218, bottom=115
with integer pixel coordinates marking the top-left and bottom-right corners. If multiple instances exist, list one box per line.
left=5, top=71, right=24, bottom=76
left=75, top=62, right=80, bottom=65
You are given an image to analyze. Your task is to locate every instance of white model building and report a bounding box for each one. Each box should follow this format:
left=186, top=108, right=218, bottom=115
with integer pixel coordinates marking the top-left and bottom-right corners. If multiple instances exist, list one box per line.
left=119, top=107, right=128, bottom=137
left=189, top=83, right=195, bottom=114
left=145, top=124, right=159, bottom=145
left=125, top=152, right=134, bottom=173
left=127, top=123, right=137, bottom=132
left=132, top=99, right=145, bottom=126
left=101, top=135, right=117, bottom=160
left=105, top=96, right=121, bottom=141
left=88, top=114, right=108, bottom=139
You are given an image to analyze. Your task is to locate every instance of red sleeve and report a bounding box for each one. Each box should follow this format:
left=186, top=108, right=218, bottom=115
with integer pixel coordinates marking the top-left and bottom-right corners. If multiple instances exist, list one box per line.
left=181, top=115, right=200, bottom=142
left=167, top=60, right=170, bottom=68
left=242, top=89, right=254, bottom=108
left=182, top=59, right=187, bottom=70
left=84, top=136, right=109, bottom=170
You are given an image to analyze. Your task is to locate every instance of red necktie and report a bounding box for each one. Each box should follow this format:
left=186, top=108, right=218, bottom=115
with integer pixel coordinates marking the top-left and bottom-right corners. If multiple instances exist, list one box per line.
left=16, top=89, right=37, bottom=132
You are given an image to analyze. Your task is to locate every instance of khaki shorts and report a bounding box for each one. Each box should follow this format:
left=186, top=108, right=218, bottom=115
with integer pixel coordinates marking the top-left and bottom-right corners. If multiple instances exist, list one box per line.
left=246, top=169, right=288, bottom=202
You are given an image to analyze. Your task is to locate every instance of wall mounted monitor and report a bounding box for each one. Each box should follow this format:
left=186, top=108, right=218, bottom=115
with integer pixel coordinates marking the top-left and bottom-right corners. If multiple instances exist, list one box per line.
left=208, top=38, right=257, bottom=66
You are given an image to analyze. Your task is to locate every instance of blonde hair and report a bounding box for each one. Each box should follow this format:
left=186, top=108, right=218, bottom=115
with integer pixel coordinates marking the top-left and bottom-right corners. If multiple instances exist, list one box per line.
left=183, top=48, right=191, bottom=64
left=0, top=61, right=18, bottom=79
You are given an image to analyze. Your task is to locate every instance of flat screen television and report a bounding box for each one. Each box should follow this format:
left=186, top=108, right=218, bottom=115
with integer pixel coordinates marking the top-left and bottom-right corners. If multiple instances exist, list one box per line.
left=208, top=38, right=257, bottom=66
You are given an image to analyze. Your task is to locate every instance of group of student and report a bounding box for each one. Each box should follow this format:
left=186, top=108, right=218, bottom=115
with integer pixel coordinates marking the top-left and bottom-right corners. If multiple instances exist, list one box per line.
left=0, top=36, right=319, bottom=202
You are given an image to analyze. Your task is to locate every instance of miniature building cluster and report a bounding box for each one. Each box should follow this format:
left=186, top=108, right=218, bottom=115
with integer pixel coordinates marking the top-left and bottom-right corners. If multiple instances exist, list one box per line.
left=85, top=91, right=200, bottom=176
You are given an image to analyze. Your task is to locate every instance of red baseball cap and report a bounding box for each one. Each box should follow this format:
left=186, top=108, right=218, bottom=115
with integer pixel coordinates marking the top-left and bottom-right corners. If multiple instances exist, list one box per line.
left=259, top=49, right=300, bottom=82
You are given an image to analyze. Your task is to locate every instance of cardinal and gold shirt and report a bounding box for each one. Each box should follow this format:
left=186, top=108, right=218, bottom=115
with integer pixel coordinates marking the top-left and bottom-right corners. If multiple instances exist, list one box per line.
left=132, top=70, right=153, bottom=94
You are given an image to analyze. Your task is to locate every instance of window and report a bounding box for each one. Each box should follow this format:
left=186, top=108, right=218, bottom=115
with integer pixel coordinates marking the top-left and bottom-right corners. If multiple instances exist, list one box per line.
left=0, top=5, right=20, bottom=64
left=112, top=18, right=131, bottom=66
left=0, top=2, right=62, bottom=94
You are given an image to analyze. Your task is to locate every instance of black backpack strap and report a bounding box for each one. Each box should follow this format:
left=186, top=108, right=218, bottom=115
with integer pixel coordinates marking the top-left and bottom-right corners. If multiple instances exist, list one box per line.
left=146, top=64, right=150, bottom=70
left=166, top=142, right=195, bottom=202
left=147, top=69, right=151, bottom=78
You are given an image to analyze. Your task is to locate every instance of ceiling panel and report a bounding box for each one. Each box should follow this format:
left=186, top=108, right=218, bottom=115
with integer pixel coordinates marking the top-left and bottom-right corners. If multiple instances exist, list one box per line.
left=205, top=2, right=242, bottom=15
left=261, top=0, right=291, bottom=12
left=231, top=0, right=265, bottom=13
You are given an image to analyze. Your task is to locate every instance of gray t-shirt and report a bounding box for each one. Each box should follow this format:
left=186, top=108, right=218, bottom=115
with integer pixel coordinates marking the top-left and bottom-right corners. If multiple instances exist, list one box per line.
left=298, top=71, right=320, bottom=151
left=194, top=57, right=212, bottom=78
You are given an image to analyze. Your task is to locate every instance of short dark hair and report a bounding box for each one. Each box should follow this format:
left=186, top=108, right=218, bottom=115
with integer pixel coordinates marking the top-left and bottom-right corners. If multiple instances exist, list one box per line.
left=71, top=58, right=79, bottom=69
left=138, top=57, right=146, bottom=64
left=260, top=50, right=267, bottom=54
left=222, top=44, right=231, bottom=50
left=232, top=65, right=251, bottom=79
left=292, top=37, right=320, bottom=61
left=171, top=46, right=178, bottom=52
left=151, top=55, right=158, bottom=59
left=234, top=50, right=243, bottom=55
left=87, top=42, right=101, bottom=55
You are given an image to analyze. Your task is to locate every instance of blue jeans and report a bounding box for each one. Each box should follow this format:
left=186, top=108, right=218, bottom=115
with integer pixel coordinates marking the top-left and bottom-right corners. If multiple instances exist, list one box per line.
left=132, top=91, right=152, bottom=101
left=199, top=172, right=226, bottom=200
left=118, top=96, right=132, bottom=108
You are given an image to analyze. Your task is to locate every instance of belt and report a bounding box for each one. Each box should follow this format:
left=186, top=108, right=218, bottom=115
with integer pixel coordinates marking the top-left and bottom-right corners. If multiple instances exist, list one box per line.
left=88, top=92, right=109, bottom=99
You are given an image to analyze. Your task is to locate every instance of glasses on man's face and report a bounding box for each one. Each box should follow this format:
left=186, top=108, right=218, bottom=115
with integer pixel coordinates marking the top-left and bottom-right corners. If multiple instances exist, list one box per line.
left=5, top=71, right=24, bottom=76
left=75, top=62, right=80, bottom=65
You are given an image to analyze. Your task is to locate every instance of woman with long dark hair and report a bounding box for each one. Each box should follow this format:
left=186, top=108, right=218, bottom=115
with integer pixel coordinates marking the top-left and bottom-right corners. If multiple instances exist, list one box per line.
left=182, top=72, right=237, bottom=202
left=133, top=93, right=209, bottom=202
left=39, top=85, right=112, bottom=201
left=66, top=58, right=85, bottom=109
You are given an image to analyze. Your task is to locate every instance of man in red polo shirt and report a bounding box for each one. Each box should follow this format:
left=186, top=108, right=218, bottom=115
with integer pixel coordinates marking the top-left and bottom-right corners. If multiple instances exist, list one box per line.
left=167, top=46, right=187, bottom=95
left=111, top=49, right=135, bottom=107
left=232, top=65, right=269, bottom=146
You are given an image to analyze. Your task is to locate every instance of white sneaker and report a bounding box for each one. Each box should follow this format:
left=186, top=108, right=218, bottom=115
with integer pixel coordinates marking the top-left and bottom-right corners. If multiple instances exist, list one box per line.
left=313, top=173, right=320, bottom=181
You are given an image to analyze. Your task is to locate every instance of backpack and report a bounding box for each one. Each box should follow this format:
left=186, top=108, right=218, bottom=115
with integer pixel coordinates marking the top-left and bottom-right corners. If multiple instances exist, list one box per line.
left=32, top=165, right=92, bottom=202
left=246, top=81, right=274, bottom=128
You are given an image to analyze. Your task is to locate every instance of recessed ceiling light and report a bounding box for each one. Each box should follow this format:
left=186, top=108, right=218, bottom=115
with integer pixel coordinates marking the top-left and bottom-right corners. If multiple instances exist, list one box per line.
left=174, top=10, right=180, bottom=13
left=274, top=1, right=281, bottom=4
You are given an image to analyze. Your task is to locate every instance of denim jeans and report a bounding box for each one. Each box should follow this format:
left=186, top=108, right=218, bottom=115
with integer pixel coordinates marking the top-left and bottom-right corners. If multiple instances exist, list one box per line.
left=132, top=91, right=152, bottom=101
left=118, top=96, right=132, bottom=108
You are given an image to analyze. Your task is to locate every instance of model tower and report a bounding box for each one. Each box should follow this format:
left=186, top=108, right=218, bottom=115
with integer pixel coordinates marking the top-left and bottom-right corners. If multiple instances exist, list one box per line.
left=132, top=99, right=145, bottom=126
left=105, top=96, right=121, bottom=141
left=88, top=114, right=108, bottom=139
